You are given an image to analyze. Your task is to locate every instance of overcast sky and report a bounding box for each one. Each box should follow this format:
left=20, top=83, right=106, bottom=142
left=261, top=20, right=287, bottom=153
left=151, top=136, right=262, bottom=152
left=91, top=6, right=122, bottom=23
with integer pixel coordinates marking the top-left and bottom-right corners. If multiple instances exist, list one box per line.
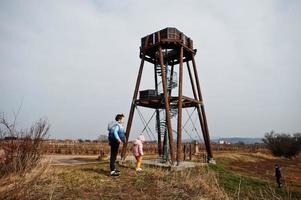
left=0, top=0, right=300, bottom=140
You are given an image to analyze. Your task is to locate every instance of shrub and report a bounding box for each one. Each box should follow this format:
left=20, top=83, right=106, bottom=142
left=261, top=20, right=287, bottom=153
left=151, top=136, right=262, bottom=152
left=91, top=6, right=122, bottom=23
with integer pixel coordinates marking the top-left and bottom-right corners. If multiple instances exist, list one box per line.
left=262, top=131, right=301, bottom=158
left=98, top=134, right=108, bottom=142
left=0, top=114, right=49, bottom=199
left=0, top=118, right=49, bottom=176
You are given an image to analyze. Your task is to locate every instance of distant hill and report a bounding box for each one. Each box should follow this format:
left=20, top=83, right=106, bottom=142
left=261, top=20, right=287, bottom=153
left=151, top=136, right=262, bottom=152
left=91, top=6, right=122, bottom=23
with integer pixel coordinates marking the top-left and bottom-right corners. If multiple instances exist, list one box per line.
left=182, top=137, right=264, bottom=144
left=212, top=137, right=263, bottom=144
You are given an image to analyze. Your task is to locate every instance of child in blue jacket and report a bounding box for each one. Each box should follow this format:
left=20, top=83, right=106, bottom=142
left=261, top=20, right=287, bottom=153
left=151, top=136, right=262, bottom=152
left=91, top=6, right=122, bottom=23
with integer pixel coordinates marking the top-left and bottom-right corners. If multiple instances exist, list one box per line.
left=108, top=114, right=125, bottom=176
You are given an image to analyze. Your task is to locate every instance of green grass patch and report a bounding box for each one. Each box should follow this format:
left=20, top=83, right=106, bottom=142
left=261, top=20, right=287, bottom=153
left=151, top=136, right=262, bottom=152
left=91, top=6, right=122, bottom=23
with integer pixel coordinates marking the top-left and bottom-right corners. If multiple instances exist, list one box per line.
left=210, top=163, right=269, bottom=194
left=210, top=156, right=301, bottom=199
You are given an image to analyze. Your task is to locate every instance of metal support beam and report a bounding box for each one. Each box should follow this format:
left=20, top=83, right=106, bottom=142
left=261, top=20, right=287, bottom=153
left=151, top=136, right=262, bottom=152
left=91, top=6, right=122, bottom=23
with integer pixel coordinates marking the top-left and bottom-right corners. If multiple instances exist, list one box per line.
left=169, top=65, right=174, bottom=96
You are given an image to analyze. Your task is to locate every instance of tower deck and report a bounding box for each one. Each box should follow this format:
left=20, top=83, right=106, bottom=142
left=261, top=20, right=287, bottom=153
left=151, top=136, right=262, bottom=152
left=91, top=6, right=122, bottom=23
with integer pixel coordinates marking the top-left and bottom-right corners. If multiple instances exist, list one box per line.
left=140, top=27, right=196, bottom=65
left=136, top=95, right=202, bottom=109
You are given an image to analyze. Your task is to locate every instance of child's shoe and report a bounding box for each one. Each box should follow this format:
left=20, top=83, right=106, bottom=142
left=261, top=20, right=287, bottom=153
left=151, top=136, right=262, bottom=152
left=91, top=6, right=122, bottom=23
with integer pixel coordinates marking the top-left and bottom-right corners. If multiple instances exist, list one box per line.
left=114, top=169, right=121, bottom=174
left=110, top=170, right=120, bottom=176
left=136, top=168, right=143, bottom=172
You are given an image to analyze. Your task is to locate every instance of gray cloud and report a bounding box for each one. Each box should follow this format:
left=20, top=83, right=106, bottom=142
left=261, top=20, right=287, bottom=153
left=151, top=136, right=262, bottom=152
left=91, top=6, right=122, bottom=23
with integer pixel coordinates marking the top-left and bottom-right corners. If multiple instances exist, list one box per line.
left=1, top=0, right=300, bottom=140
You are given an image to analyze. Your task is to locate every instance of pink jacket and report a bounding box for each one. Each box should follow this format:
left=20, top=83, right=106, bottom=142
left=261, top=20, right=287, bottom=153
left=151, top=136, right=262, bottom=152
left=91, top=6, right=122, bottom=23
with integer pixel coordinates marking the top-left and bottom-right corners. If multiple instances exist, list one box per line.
left=132, top=135, right=145, bottom=156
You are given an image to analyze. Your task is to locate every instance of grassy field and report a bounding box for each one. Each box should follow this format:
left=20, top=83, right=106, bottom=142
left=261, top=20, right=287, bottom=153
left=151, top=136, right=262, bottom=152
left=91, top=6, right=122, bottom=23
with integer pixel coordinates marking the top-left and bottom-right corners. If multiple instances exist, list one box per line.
left=211, top=152, right=301, bottom=199
left=25, top=162, right=227, bottom=199
left=9, top=152, right=301, bottom=200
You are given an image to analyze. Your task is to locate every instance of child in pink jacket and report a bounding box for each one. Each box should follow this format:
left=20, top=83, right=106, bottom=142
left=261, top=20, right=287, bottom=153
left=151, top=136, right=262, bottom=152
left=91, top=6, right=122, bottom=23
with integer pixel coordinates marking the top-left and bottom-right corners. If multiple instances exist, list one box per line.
left=132, top=134, right=145, bottom=171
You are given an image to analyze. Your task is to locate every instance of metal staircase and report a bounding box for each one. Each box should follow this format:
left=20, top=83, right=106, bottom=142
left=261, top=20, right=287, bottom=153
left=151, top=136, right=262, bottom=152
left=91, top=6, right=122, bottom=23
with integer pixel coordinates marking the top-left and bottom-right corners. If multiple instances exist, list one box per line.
left=155, top=64, right=178, bottom=93
left=155, top=64, right=178, bottom=138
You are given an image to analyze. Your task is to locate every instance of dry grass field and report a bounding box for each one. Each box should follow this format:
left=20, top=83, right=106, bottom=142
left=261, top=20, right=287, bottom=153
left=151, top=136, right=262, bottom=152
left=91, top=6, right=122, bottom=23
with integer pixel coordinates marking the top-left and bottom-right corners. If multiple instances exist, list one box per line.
left=1, top=150, right=299, bottom=200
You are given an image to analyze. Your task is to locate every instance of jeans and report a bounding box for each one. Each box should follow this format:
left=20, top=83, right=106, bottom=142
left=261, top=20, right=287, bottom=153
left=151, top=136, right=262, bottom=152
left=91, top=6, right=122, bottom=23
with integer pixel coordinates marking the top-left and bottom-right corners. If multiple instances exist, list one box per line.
left=276, top=177, right=282, bottom=187
left=110, top=141, right=120, bottom=171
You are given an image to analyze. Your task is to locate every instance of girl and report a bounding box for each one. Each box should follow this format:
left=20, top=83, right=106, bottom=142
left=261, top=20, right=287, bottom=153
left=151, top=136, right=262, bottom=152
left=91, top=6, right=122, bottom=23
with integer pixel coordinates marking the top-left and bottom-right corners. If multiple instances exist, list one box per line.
left=132, top=134, right=145, bottom=171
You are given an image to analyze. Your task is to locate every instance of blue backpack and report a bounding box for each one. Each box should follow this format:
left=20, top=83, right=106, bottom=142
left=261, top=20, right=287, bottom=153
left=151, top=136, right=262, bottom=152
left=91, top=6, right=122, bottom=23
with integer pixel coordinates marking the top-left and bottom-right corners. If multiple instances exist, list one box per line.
left=107, top=121, right=126, bottom=142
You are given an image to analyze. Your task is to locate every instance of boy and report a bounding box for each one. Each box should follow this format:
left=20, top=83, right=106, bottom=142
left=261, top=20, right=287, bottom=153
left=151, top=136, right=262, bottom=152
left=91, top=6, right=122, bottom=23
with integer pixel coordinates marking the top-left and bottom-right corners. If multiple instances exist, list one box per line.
left=275, top=164, right=282, bottom=188
left=108, top=114, right=125, bottom=176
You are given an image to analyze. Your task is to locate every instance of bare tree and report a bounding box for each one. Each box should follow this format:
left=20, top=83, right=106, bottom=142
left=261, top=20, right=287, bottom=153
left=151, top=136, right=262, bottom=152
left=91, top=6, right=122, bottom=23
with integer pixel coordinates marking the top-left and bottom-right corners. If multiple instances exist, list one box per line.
left=0, top=111, right=50, bottom=199
left=0, top=116, right=49, bottom=176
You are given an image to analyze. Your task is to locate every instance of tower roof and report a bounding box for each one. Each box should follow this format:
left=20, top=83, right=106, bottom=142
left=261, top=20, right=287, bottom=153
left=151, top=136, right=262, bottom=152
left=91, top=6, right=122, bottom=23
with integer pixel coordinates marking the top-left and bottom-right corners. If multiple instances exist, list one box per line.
left=141, top=27, right=193, bottom=51
left=140, top=27, right=196, bottom=65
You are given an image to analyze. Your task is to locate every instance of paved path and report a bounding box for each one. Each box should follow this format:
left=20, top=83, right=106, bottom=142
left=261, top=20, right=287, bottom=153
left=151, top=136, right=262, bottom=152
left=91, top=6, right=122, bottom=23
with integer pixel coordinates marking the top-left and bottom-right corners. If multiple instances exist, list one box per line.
left=44, top=155, right=105, bottom=166
left=44, top=154, right=205, bottom=170
left=44, top=154, right=136, bottom=166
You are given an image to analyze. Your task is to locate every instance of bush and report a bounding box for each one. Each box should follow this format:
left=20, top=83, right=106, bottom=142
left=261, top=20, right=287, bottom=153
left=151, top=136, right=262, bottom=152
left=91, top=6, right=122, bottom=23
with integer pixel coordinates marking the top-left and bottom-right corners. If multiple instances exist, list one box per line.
left=262, top=131, right=301, bottom=158
left=0, top=119, right=49, bottom=176
left=98, top=134, right=108, bottom=142
left=0, top=114, right=49, bottom=199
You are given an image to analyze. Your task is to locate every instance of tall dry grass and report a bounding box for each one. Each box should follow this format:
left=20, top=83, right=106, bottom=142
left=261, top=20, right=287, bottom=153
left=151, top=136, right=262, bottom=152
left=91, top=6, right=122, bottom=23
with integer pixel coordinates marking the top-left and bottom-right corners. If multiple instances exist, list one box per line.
left=0, top=115, right=50, bottom=200
left=130, top=165, right=229, bottom=200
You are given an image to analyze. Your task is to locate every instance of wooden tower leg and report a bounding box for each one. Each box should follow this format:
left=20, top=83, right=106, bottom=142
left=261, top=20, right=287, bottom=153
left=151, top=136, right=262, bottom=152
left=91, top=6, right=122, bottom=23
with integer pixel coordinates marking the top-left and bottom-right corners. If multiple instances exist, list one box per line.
left=121, top=53, right=146, bottom=159
left=187, top=61, right=207, bottom=147
left=191, top=55, right=213, bottom=159
left=155, top=109, right=162, bottom=156
left=176, top=46, right=184, bottom=165
left=154, top=63, right=162, bottom=156
left=158, top=46, right=175, bottom=163
left=186, top=61, right=198, bottom=100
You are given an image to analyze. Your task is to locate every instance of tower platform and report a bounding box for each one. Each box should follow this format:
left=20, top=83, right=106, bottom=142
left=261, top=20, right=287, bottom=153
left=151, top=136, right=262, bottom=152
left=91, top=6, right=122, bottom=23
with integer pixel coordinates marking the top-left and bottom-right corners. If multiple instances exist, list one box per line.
left=140, top=27, right=196, bottom=65
left=136, top=95, right=202, bottom=109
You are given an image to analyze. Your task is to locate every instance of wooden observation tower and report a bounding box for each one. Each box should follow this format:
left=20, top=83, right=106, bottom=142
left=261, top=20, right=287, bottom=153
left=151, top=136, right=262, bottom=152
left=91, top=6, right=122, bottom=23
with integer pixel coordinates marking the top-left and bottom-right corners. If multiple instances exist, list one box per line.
left=121, top=27, right=213, bottom=165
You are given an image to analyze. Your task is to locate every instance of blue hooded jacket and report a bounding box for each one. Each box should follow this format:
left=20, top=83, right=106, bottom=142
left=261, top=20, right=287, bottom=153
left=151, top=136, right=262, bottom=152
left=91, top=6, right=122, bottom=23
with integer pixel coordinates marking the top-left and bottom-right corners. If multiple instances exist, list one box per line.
left=108, top=122, right=125, bottom=143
